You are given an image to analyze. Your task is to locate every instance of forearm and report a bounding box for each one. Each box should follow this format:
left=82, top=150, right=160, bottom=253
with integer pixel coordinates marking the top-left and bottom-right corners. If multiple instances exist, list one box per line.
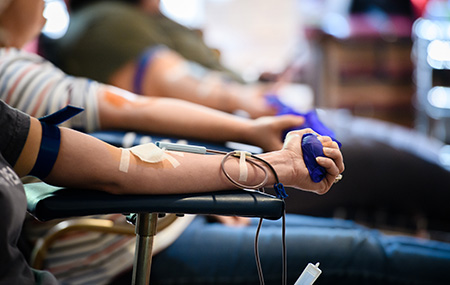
left=97, top=86, right=256, bottom=144
left=109, top=49, right=242, bottom=113
left=45, top=127, right=273, bottom=194
left=148, top=69, right=242, bottom=114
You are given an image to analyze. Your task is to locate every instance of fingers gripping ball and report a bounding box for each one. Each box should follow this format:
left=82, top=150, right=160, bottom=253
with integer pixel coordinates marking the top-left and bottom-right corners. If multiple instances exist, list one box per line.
left=301, top=133, right=327, bottom=183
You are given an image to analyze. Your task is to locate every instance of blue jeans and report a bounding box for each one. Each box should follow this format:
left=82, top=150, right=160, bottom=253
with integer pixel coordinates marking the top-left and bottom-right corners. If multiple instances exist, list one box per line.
left=150, top=215, right=450, bottom=285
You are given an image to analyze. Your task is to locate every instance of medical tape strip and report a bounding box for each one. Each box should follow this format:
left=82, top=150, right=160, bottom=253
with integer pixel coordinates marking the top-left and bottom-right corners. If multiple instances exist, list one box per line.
left=118, top=143, right=181, bottom=173
left=29, top=105, right=84, bottom=179
left=234, top=151, right=252, bottom=182
left=196, top=72, right=222, bottom=98
left=119, top=148, right=131, bottom=173
left=163, top=62, right=189, bottom=83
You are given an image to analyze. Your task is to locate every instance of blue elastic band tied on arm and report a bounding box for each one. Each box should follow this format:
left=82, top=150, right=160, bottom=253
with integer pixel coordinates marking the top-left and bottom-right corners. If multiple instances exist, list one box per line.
left=28, top=105, right=84, bottom=179
left=133, top=46, right=164, bottom=94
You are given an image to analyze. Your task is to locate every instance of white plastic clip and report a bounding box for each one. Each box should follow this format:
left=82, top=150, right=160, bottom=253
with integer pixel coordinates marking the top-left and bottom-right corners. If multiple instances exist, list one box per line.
left=155, top=141, right=207, bottom=154
left=294, top=262, right=322, bottom=285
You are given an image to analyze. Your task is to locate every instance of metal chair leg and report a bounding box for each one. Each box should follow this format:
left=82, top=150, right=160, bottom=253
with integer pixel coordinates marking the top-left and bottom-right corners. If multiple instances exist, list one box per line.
left=132, top=213, right=158, bottom=285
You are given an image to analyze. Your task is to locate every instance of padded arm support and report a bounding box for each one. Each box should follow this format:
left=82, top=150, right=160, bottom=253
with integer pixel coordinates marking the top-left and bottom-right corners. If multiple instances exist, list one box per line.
left=25, top=182, right=285, bottom=222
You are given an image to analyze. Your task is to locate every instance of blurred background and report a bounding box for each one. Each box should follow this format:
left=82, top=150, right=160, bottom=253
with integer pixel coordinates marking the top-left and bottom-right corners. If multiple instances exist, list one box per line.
left=41, top=0, right=450, bottom=161
left=32, top=0, right=450, bottom=261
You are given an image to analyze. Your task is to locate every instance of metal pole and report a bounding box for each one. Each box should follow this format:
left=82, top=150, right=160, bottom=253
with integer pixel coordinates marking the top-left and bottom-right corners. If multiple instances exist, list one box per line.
left=132, top=213, right=158, bottom=285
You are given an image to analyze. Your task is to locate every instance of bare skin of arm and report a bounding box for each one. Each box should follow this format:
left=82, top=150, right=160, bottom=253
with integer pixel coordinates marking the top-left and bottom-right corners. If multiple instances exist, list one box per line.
left=96, top=85, right=304, bottom=152
left=14, top=117, right=344, bottom=196
left=109, top=49, right=277, bottom=119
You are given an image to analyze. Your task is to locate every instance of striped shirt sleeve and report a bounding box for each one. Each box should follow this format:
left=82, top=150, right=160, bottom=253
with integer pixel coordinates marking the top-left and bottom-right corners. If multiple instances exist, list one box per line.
left=0, top=48, right=101, bottom=132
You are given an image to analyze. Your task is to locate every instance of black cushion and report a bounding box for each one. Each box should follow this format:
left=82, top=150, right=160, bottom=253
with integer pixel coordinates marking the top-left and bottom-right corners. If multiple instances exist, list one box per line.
left=25, top=182, right=284, bottom=222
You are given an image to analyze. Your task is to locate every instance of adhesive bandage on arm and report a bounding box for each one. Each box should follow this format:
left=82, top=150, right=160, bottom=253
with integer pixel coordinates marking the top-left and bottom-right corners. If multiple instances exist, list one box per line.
left=196, top=72, right=223, bottom=98
left=119, top=148, right=131, bottom=173
left=162, top=61, right=190, bottom=83
left=118, top=143, right=181, bottom=173
left=234, top=151, right=252, bottom=182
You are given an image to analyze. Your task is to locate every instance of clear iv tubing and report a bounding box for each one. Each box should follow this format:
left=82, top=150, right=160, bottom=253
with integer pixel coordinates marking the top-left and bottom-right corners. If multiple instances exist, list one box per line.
left=220, top=151, right=287, bottom=285
left=156, top=142, right=287, bottom=285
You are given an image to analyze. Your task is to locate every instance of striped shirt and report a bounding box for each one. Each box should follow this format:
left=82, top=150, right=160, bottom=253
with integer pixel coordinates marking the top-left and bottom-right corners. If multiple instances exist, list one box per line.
left=0, top=48, right=101, bottom=132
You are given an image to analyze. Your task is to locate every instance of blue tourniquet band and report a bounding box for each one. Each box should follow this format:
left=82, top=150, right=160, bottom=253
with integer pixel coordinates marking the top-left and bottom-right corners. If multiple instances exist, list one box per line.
left=29, top=122, right=61, bottom=179
left=39, top=105, right=84, bottom=125
left=133, top=46, right=164, bottom=94
left=29, top=105, right=84, bottom=179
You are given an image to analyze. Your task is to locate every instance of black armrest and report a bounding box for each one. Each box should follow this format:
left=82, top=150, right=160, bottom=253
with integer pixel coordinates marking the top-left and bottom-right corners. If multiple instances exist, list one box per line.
left=25, top=183, right=284, bottom=222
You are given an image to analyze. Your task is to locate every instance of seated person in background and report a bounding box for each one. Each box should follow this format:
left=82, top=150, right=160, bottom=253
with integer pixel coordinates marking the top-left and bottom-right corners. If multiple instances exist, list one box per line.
left=60, top=0, right=244, bottom=82
left=0, top=3, right=303, bottom=153
left=40, top=0, right=279, bottom=118
left=0, top=0, right=300, bottom=283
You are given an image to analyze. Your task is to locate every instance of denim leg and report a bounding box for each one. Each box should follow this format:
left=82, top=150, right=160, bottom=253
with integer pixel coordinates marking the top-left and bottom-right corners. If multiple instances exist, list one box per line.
left=150, top=215, right=450, bottom=285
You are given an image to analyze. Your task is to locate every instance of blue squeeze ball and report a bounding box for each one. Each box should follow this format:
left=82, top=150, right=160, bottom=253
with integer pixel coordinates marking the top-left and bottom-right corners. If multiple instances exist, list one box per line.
left=301, top=133, right=327, bottom=183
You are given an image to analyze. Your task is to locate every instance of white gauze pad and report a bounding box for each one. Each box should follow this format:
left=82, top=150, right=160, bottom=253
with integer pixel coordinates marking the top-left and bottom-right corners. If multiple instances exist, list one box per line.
left=130, top=143, right=180, bottom=167
left=119, top=143, right=180, bottom=173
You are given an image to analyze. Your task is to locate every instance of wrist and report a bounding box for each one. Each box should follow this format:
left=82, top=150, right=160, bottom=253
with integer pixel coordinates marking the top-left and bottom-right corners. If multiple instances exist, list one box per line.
left=259, top=151, right=295, bottom=187
left=216, top=84, right=241, bottom=113
left=235, top=119, right=261, bottom=147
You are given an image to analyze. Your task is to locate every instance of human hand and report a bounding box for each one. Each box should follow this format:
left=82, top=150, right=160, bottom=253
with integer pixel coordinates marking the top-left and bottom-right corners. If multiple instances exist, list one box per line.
left=276, top=129, right=344, bottom=195
left=247, top=115, right=305, bottom=152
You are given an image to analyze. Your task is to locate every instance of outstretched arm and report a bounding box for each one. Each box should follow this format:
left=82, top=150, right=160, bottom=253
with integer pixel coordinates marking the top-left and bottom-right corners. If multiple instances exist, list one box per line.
left=0, top=48, right=300, bottom=152
left=96, top=85, right=304, bottom=152
left=109, top=49, right=277, bottom=118
left=14, top=117, right=344, bottom=195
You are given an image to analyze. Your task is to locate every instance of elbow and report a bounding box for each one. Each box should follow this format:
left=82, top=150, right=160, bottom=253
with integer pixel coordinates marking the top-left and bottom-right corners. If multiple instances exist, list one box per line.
left=98, top=181, right=129, bottom=195
left=93, top=177, right=129, bottom=195
left=96, top=174, right=148, bottom=195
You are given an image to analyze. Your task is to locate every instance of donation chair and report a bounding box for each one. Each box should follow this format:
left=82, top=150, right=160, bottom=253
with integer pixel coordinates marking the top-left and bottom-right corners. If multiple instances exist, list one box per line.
left=25, top=131, right=284, bottom=285
left=25, top=184, right=284, bottom=285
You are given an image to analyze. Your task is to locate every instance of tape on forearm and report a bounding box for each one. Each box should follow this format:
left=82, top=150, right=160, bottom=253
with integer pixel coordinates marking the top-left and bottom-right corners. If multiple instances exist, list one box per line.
left=29, top=122, right=61, bottom=179
left=163, top=62, right=190, bottom=83
left=119, top=148, right=131, bottom=173
left=118, top=143, right=180, bottom=173
left=196, top=72, right=223, bottom=98
left=234, top=151, right=252, bottom=182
